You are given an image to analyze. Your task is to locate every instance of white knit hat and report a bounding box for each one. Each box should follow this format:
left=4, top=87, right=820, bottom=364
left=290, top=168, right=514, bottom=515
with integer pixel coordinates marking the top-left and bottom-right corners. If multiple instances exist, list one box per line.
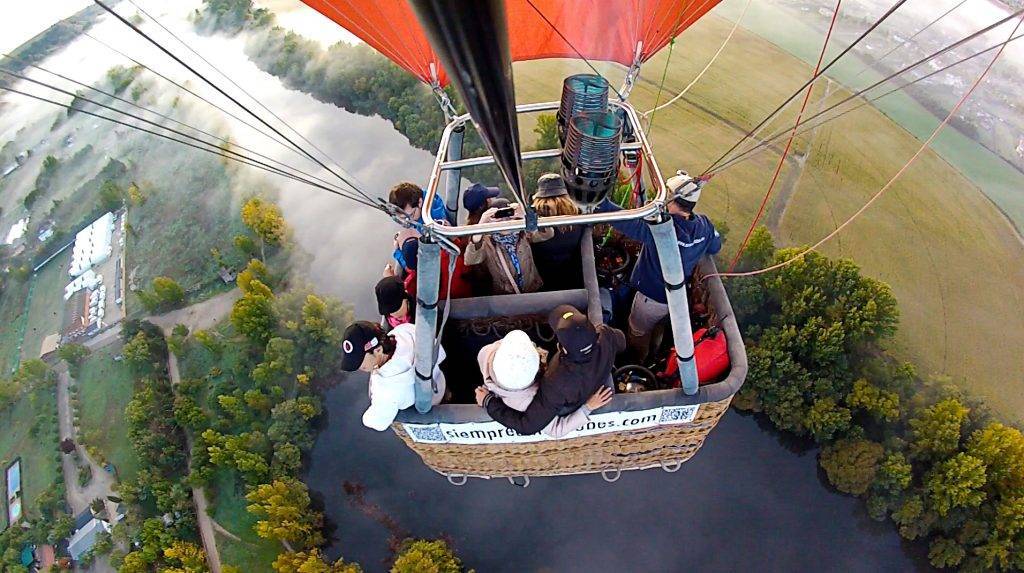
left=666, top=169, right=702, bottom=204
left=491, top=330, right=540, bottom=391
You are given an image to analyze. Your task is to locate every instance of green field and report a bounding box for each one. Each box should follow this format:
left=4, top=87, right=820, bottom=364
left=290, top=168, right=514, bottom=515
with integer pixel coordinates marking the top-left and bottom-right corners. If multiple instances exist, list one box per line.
left=0, top=280, right=30, bottom=375
left=75, top=344, right=140, bottom=482
left=0, top=386, right=60, bottom=530
left=208, top=470, right=279, bottom=573
left=514, top=12, right=1024, bottom=420
left=20, top=249, right=71, bottom=362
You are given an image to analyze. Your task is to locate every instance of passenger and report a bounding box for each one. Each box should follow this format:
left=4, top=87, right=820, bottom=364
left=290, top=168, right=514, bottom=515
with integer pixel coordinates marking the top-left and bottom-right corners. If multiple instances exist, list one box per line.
left=388, top=226, right=421, bottom=275
left=388, top=182, right=448, bottom=272
left=529, top=173, right=585, bottom=291
left=476, top=330, right=611, bottom=438
left=388, top=182, right=448, bottom=226
left=374, top=276, right=414, bottom=330
left=479, top=305, right=624, bottom=436
left=396, top=235, right=474, bottom=299
left=596, top=171, right=721, bottom=361
left=341, top=320, right=446, bottom=431
left=464, top=203, right=547, bottom=294
left=463, top=182, right=501, bottom=225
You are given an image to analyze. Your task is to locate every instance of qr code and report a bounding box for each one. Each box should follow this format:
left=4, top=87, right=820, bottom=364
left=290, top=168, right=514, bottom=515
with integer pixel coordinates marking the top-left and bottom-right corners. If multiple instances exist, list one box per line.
left=660, top=405, right=699, bottom=424
left=407, top=425, right=446, bottom=443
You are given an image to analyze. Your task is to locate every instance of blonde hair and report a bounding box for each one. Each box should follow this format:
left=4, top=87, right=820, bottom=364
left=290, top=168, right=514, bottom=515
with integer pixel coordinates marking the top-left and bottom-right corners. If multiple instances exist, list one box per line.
left=532, top=195, right=579, bottom=218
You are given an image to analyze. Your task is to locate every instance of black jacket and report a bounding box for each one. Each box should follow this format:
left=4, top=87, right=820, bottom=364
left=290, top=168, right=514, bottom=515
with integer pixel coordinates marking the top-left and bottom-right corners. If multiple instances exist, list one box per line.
left=485, top=324, right=626, bottom=435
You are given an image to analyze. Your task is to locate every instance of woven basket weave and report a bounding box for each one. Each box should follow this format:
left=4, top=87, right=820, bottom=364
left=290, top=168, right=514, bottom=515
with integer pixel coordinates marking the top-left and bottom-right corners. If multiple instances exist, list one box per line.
left=392, top=397, right=732, bottom=478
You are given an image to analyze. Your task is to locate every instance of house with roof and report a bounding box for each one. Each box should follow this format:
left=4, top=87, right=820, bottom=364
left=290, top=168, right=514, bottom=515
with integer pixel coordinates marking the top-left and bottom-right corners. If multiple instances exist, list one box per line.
left=67, top=511, right=112, bottom=562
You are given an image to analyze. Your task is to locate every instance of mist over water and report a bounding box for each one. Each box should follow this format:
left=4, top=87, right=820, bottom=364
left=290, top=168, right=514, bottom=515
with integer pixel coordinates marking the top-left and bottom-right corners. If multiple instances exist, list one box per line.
left=2, top=3, right=926, bottom=571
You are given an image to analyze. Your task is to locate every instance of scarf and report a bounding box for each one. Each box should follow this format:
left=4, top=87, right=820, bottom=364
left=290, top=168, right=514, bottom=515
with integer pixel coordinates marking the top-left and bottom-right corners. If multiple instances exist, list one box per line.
left=490, top=232, right=523, bottom=289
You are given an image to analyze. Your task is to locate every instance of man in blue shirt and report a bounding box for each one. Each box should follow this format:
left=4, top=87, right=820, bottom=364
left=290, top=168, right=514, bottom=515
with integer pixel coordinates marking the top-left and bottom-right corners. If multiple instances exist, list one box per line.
left=597, top=171, right=721, bottom=361
left=388, top=182, right=449, bottom=272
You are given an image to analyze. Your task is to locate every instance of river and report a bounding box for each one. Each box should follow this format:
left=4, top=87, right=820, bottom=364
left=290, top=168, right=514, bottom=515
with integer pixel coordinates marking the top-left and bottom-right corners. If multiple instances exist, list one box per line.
left=1, top=2, right=922, bottom=571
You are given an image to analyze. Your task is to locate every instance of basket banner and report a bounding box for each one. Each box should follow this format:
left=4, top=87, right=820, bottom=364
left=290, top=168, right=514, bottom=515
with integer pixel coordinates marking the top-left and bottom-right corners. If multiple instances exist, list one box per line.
left=403, top=404, right=700, bottom=444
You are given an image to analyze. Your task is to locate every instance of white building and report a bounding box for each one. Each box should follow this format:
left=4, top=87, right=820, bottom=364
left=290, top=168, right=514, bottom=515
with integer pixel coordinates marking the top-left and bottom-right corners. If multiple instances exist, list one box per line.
left=69, top=212, right=114, bottom=278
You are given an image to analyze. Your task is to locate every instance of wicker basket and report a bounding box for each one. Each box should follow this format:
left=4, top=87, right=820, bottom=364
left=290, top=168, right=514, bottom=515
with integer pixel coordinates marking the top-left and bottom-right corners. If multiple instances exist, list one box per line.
left=394, top=397, right=732, bottom=479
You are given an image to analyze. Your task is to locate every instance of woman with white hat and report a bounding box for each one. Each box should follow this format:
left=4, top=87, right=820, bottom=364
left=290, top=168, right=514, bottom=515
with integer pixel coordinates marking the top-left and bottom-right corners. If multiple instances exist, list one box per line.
left=476, top=329, right=611, bottom=438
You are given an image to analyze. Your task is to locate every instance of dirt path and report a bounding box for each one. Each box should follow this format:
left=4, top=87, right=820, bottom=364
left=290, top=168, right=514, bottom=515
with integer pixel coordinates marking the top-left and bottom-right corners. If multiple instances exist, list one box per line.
left=149, top=289, right=241, bottom=333
left=56, top=367, right=120, bottom=520
left=764, top=79, right=836, bottom=233
left=166, top=351, right=222, bottom=573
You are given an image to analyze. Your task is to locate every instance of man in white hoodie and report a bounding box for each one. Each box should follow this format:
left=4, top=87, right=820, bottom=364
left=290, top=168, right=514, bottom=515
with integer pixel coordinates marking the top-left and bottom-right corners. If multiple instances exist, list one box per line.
left=340, top=321, right=446, bottom=431
left=477, top=329, right=612, bottom=438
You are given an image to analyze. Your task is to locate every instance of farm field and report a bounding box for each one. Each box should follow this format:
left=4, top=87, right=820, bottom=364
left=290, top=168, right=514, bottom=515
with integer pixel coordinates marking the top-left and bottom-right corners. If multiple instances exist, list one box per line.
left=208, top=470, right=279, bottom=573
left=514, top=12, right=1024, bottom=420
left=75, top=344, right=140, bottom=482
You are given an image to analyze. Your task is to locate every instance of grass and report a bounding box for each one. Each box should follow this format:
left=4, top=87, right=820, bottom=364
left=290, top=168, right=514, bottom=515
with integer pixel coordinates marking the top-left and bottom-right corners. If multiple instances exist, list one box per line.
left=513, top=12, right=1024, bottom=420
left=20, top=248, right=72, bottom=362
left=207, top=469, right=279, bottom=573
left=75, top=344, right=140, bottom=482
left=0, top=279, right=31, bottom=375
left=0, top=386, right=60, bottom=530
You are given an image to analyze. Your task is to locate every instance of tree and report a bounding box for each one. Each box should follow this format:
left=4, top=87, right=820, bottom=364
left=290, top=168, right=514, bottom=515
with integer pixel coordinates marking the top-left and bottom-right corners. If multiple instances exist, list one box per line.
left=13, top=359, right=51, bottom=389
left=241, top=197, right=286, bottom=250
left=925, top=452, right=987, bottom=517
left=58, top=343, right=90, bottom=372
left=127, top=182, right=146, bottom=205
left=533, top=113, right=558, bottom=150
left=193, top=329, right=222, bottom=354
left=928, top=537, right=965, bottom=569
left=268, top=397, right=321, bottom=451
left=804, top=397, right=851, bottom=443
left=252, top=337, right=296, bottom=387
left=162, top=540, right=207, bottom=572
left=99, top=179, right=125, bottom=211
left=735, top=225, right=775, bottom=271
left=123, top=331, right=155, bottom=369
left=392, top=539, right=465, bottom=573
left=234, top=234, right=257, bottom=257
left=245, top=478, right=324, bottom=549
left=819, top=438, right=884, bottom=496
left=966, top=423, right=1024, bottom=494
left=273, top=549, right=362, bottom=573
left=231, top=281, right=276, bottom=346
left=873, top=452, right=912, bottom=495
left=909, top=398, right=968, bottom=460
left=846, top=379, right=900, bottom=422
left=144, top=276, right=186, bottom=312
left=237, top=258, right=270, bottom=294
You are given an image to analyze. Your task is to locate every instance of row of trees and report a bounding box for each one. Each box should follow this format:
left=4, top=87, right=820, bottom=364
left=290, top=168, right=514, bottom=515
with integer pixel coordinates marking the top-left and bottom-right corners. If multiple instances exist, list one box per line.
left=729, top=227, right=1024, bottom=571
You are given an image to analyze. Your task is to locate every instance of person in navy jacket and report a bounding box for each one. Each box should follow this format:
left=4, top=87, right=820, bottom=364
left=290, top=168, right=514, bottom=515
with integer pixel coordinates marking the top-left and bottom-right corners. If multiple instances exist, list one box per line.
left=596, top=170, right=721, bottom=361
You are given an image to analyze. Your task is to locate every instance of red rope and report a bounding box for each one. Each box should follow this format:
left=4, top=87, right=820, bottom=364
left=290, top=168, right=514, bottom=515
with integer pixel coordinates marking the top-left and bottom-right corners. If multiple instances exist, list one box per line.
left=725, top=0, right=843, bottom=272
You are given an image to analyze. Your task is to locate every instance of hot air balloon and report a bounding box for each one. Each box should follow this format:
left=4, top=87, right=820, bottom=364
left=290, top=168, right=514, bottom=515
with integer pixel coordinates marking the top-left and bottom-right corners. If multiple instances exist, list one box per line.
left=303, top=0, right=747, bottom=484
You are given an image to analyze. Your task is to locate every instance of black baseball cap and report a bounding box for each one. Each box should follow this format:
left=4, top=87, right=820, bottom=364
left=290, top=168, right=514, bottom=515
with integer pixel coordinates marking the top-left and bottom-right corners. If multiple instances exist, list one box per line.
left=375, top=276, right=406, bottom=315
left=341, top=321, right=384, bottom=371
left=549, top=304, right=597, bottom=363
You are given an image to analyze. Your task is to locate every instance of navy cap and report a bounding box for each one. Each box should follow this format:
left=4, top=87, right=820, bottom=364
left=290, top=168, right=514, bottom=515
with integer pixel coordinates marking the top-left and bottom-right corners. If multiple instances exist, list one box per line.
left=463, top=183, right=500, bottom=213
left=375, top=276, right=406, bottom=315
left=341, top=321, right=383, bottom=371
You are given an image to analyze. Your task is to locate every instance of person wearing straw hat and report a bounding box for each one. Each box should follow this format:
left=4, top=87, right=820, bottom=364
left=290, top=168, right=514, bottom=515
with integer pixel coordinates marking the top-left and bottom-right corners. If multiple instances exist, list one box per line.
left=340, top=320, right=446, bottom=431
left=596, top=170, right=721, bottom=361
left=477, top=329, right=609, bottom=438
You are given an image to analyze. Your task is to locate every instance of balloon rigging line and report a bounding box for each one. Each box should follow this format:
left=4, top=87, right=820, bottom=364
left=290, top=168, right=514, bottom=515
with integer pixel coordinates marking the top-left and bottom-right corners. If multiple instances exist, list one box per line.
left=0, top=55, right=357, bottom=197
left=95, top=0, right=376, bottom=205
left=122, top=0, right=372, bottom=198
left=711, top=7, right=1024, bottom=173
left=703, top=0, right=909, bottom=175
left=705, top=14, right=1022, bottom=281
left=726, top=0, right=843, bottom=273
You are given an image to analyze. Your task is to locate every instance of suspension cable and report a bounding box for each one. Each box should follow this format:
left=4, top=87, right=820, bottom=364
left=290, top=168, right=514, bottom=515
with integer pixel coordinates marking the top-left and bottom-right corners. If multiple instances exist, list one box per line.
left=710, top=8, right=1024, bottom=173
left=67, top=25, right=312, bottom=168
left=0, top=55, right=357, bottom=197
left=702, top=0, right=908, bottom=175
left=710, top=31, right=1024, bottom=174
left=95, top=0, right=377, bottom=205
left=0, top=85, right=382, bottom=209
left=524, top=0, right=626, bottom=100
left=123, top=0, right=372, bottom=195
left=707, top=14, right=1022, bottom=281
left=726, top=0, right=843, bottom=273
left=850, top=0, right=969, bottom=82
left=643, top=0, right=753, bottom=117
